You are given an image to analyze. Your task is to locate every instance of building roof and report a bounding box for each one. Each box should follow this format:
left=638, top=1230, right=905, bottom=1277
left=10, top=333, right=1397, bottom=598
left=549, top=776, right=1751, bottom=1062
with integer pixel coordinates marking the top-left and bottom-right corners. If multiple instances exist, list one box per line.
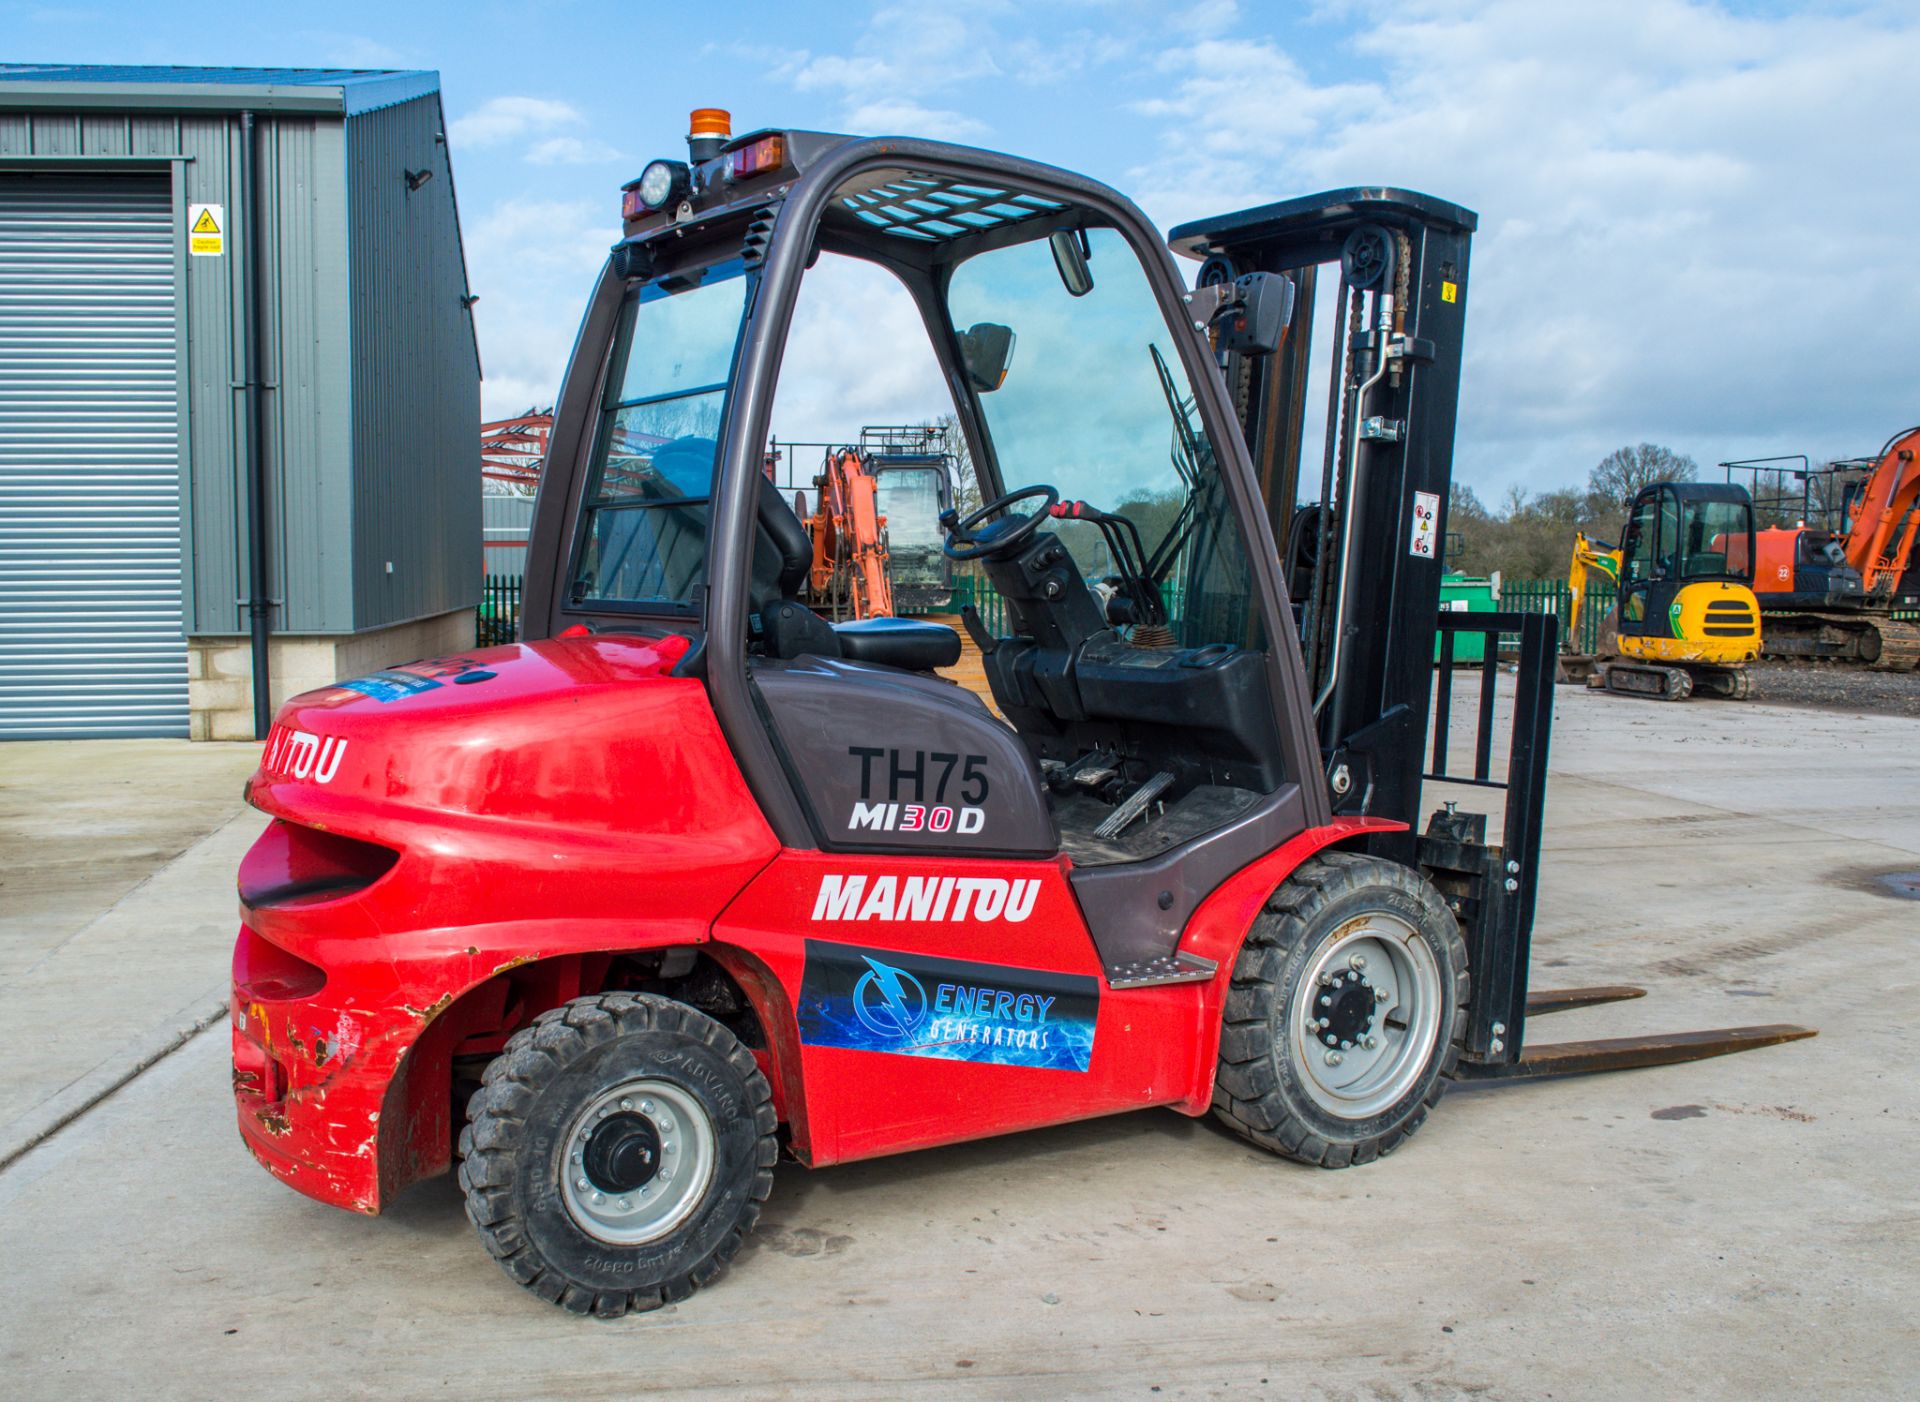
left=0, top=65, right=439, bottom=116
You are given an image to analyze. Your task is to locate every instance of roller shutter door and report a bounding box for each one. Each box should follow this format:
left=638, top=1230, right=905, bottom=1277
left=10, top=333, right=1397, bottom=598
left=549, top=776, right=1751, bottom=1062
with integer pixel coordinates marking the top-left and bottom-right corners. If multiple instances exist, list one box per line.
left=0, top=173, right=186, bottom=738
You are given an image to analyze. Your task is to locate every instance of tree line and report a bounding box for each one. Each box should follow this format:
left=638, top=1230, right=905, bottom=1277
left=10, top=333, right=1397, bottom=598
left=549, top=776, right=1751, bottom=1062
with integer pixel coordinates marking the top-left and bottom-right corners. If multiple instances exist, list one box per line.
left=1446, top=443, right=1699, bottom=580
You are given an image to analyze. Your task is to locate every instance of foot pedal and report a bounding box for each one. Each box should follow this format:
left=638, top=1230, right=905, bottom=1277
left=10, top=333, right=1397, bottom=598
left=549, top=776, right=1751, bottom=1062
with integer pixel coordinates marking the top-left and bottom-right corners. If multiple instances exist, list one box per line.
left=1094, top=771, right=1174, bottom=839
left=1106, top=950, right=1215, bottom=989
left=1066, top=748, right=1122, bottom=791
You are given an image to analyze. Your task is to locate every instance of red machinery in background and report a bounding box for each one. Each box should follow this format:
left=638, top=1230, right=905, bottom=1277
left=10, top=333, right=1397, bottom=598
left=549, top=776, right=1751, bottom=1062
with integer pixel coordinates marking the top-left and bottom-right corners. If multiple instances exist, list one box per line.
left=480, top=410, right=553, bottom=491
left=788, top=447, right=895, bottom=620
left=1728, top=425, right=1920, bottom=669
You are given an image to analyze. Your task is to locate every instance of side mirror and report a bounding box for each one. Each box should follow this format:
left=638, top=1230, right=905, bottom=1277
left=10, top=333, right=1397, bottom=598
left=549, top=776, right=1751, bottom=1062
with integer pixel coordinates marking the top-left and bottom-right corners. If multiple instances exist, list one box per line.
left=1049, top=229, right=1094, bottom=297
left=1213, top=271, right=1295, bottom=356
left=960, top=322, right=1017, bottom=393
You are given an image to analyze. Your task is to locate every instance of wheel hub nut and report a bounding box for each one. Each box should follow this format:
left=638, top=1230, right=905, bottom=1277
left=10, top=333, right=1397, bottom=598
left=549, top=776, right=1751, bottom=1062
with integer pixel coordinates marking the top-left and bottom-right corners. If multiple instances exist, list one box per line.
left=1313, top=967, right=1380, bottom=1049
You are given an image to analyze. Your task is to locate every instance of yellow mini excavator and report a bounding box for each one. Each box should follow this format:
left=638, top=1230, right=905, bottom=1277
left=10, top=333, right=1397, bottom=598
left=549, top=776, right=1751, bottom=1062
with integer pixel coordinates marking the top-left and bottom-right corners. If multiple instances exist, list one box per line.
left=1559, top=481, right=1763, bottom=701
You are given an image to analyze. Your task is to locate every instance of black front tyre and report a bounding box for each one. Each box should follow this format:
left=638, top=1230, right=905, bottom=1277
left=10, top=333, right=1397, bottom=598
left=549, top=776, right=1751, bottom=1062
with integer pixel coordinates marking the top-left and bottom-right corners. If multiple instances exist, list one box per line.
left=1213, top=852, right=1468, bottom=1168
left=459, top=992, right=777, bottom=1317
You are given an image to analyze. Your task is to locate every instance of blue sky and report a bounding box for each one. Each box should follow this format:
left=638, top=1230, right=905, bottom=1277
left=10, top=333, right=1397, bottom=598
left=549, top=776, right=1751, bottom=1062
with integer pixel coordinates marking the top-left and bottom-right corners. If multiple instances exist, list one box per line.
left=10, top=0, right=1918, bottom=502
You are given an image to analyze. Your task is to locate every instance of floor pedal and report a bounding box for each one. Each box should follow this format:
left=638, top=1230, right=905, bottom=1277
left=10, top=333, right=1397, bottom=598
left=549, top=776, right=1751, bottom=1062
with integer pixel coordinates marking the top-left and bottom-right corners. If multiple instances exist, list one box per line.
left=1094, top=771, right=1175, bottom=839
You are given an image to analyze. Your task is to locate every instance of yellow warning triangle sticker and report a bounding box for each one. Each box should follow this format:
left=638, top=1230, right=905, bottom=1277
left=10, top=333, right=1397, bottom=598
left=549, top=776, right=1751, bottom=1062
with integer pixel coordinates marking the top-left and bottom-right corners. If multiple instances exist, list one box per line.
left=191, top=208, right=221, bottom=235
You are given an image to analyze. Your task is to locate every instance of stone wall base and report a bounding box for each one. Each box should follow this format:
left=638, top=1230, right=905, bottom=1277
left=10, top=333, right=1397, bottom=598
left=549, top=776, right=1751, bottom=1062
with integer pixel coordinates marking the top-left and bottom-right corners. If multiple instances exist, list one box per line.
left=187, top=609, right=476, bottom=741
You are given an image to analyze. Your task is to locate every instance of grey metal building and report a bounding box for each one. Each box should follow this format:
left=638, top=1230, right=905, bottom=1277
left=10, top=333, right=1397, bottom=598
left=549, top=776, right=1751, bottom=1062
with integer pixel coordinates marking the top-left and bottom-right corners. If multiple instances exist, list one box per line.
left=0, top=65, right=480, bottom=740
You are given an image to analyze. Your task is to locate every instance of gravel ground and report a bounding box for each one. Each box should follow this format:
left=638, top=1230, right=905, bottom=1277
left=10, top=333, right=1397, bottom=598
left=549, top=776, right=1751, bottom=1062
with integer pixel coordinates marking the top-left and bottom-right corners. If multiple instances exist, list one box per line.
left=1747, top=660, right=1920, bottom=717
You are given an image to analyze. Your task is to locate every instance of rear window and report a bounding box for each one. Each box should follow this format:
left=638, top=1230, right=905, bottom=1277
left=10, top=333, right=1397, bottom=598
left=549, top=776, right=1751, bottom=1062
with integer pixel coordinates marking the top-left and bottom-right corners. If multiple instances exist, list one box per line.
left=569, top=262, right=747, bottom=611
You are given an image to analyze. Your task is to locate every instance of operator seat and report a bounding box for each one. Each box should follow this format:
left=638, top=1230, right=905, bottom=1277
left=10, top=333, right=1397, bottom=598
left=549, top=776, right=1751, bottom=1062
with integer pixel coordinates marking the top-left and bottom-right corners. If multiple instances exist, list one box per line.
left=751, top=479, right=960, bottom=671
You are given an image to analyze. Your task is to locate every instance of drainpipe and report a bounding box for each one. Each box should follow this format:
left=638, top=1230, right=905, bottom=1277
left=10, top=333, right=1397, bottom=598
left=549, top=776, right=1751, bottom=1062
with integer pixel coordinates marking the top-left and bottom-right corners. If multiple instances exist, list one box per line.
left=236, top=111, right=274, bottom=738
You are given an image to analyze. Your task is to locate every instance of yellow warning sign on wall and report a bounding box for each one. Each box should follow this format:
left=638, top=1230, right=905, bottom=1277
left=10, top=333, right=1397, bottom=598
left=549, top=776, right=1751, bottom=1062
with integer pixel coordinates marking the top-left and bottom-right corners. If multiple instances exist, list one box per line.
left=188, top=203, right=224, bottom=257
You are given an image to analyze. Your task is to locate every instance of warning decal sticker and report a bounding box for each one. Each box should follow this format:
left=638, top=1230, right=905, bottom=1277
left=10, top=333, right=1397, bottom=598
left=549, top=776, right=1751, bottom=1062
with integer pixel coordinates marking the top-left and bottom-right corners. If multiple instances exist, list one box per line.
left=1410, top=489, right=1440, bottom=559
left=188, top=203, right=224, bottom=257
left=337, top=670, right=444, bottom=703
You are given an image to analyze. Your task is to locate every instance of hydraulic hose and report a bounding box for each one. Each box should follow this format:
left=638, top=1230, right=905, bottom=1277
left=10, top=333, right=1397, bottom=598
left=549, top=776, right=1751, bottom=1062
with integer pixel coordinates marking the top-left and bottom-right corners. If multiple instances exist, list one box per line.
left=1313, top=291, right=1395, bottom=718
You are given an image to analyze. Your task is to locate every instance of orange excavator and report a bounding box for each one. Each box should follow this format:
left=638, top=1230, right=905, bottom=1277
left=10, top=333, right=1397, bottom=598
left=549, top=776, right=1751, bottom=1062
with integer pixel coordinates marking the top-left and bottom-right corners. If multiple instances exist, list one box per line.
left=798, top=447, right=894, bottom=620
left=1729, top=425, right=1920, bottom=670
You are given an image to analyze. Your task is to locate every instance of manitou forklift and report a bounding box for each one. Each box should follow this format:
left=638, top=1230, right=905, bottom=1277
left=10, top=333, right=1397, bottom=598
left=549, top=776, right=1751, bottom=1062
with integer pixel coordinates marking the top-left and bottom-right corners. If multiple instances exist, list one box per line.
left=230, top=113, right=1813, bottom=1317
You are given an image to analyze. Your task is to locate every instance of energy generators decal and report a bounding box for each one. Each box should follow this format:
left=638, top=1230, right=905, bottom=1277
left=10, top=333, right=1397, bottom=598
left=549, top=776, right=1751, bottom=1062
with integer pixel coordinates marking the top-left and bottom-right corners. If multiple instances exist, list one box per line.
left=797, top=940, right=1098, bottom=1072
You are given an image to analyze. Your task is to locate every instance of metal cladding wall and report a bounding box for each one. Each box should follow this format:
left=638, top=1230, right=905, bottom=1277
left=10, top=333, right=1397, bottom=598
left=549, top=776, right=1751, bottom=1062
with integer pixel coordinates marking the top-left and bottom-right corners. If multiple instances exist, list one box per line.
left=0, top=84, right=478, bottom=655
left=482, top=493, right=533, bottom=577
left=191, top=115, right=354, bottom=636
left=345, top=94, right=481, bottom=631
left=0, top=172, right=186, bottom=736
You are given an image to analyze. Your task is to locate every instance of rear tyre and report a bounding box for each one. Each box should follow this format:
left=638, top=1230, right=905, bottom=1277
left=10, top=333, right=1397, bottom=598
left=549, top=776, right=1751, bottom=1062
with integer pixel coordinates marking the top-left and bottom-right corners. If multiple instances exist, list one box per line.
left=459, top=992, right=776, bottom=1317
left=1213, top=852, right=1467, bottom=1168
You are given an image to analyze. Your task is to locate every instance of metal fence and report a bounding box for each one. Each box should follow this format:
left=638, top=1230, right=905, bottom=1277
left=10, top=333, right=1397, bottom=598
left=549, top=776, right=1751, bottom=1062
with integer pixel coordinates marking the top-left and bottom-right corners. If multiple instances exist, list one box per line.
left=1497, top=578, right=1616, bottom=656
left=478, top=564, right=1915, bottom=653
left=477, top=574, right=522, bottom=646
left=948, top=567, right=1008, bottom=636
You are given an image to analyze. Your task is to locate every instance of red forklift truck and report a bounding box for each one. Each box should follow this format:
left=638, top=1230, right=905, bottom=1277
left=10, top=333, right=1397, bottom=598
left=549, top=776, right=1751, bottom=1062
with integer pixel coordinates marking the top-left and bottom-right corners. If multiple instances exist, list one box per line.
left=230, top=113, right=1813, bottom=1316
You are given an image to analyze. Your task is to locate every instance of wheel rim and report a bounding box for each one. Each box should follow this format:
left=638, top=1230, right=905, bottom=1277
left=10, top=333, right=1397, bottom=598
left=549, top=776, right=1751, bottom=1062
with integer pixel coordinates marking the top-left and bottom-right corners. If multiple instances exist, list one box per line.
left=559, top=1079, right=717, bottom=1246
left=1289, top=911, right=1443, bottom=1119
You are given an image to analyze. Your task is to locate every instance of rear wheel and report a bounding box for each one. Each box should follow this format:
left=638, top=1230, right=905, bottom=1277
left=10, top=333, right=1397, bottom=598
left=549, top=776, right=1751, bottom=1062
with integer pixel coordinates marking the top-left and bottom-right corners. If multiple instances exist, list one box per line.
left=459, top=992, right=776, bottom=1316
left=1213, top=853, right=1467, bottom=1168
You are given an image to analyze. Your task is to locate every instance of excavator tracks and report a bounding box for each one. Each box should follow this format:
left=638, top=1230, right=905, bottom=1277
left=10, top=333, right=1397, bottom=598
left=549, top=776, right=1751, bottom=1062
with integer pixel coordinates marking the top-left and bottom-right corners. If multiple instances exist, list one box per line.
left=1760, top=611, right=1920, bottom=672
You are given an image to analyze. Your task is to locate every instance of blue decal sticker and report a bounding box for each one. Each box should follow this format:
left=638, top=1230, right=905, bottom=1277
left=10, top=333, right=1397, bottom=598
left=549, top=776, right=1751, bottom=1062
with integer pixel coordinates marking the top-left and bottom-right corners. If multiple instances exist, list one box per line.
left=338, top=670, right=445, bottom=703
left=797, top=939, right=1098, bottom=1072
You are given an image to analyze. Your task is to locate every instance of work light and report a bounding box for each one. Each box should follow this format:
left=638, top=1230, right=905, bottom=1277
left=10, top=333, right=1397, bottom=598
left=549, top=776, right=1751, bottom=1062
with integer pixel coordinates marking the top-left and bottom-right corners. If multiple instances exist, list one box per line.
left=635, top=159, right=689, bottom=212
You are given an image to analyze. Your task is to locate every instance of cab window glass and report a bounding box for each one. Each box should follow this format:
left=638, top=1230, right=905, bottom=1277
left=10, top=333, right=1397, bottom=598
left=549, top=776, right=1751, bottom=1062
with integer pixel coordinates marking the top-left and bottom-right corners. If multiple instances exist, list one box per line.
left=569, top=263, right=747, bottom=610
left=1679, top=499, right=1753, bottom=580
left=946, top=227, right=1264, bottom=650
left=1622, top=495, right=1660, bottom=586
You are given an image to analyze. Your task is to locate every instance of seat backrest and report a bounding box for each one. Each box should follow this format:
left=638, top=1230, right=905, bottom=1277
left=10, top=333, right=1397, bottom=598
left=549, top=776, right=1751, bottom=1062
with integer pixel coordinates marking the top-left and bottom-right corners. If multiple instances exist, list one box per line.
left=751, top=475, right=812, bottom=609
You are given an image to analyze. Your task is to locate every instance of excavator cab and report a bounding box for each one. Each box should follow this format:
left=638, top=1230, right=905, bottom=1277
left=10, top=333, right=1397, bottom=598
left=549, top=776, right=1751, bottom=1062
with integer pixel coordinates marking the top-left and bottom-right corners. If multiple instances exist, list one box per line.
left=1616, top=482, right=1757, bottom=639
left=1556, top=481, right=1761, bottom=701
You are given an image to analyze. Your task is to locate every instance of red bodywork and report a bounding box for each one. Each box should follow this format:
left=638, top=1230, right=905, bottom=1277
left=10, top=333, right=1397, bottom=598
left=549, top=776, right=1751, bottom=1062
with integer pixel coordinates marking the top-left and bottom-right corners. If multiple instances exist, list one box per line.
left=1754, top=527, right=1801, bottom=595
left=232, top=632, right=1389, bottom=1213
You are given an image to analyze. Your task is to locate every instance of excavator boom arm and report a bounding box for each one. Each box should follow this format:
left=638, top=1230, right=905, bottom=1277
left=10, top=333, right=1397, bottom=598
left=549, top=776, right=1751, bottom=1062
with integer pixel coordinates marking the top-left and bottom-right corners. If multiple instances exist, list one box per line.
left=1843, top=426, right=1920, bottom=596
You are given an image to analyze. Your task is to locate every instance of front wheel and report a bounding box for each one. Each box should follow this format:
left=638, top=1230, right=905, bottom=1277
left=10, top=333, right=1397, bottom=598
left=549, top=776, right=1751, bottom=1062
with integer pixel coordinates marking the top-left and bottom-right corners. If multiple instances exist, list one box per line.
left=1213, top=852, right=1467, bottom=1168
left=459, top=992, right=777, bottom=1316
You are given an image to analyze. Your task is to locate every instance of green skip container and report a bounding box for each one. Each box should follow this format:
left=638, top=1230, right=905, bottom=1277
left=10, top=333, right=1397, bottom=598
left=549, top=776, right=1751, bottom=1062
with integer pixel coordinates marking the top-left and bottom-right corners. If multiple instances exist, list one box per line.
left=1436, top=573, right=1496, bottom=664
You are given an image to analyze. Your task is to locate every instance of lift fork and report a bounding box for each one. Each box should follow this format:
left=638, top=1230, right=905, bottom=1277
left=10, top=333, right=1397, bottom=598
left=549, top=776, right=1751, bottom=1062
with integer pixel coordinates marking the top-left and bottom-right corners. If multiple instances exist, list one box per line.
left=1420, top=611, right=1817, bottom=1085
left=1452, top=984, right=1816, bottom=1082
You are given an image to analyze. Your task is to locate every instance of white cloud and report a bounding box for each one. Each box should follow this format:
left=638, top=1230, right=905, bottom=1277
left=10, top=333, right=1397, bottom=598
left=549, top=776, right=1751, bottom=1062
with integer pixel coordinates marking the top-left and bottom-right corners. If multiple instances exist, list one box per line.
left=450, top=96, right=584, bottom=151
left=292, top=30, right=407, bottom=69
left=1128, top=0, right=1920, bottom=499
left=463, top=198, right=621, bottom=416
left=768, top=254, right=954, bottom=445
left=525, top=136, right=625, bottom=166
left=841, top=98, right=989, bottom=140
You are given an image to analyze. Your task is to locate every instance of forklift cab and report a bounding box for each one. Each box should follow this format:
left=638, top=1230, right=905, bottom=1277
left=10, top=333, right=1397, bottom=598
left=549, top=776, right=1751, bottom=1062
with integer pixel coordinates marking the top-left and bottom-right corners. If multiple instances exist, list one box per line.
left=525, top=124, right=1323, bottom=982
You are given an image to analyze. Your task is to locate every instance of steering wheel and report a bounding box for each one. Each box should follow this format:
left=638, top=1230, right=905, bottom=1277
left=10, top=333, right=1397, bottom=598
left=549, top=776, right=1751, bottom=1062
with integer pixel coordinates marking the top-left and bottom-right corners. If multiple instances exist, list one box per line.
left=942, top=484, right=1061, bottom=562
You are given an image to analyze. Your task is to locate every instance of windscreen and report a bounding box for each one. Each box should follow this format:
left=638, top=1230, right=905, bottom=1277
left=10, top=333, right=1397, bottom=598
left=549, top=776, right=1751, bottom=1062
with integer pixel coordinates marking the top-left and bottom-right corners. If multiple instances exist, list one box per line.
left=1681, top=498, right=1754, bottom=580
left=945, top=227, right=1263, bottom=649
left=874, top=464, right=951, bottom=601
left=568, top=261, right=747, bottom=610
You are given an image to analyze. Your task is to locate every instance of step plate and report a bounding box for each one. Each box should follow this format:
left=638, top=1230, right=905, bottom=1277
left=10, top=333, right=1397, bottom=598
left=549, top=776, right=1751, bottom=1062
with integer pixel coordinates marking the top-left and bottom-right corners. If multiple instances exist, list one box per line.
left=1106, top=950, right=1217, bottom=989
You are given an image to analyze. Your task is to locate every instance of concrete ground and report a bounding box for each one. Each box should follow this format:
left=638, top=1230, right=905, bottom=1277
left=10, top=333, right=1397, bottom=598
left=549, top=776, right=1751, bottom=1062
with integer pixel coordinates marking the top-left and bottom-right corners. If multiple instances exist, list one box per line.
left=1, top=689, right=1916, bottom=1399
left=0, top=739, right=265, bottom=1160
